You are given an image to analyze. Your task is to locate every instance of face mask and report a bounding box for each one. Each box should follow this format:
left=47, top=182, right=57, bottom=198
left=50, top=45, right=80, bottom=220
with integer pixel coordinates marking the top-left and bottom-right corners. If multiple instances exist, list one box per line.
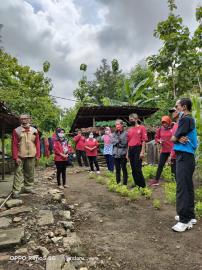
left=116, top=124, right=122, bottom=131
left=58, top=133, right=65, bottom=138
left=130, top=120, right=136, bottom=126
left=89, top=134, right=94, bottom=139
left=179, top=112, right=184, bottom=118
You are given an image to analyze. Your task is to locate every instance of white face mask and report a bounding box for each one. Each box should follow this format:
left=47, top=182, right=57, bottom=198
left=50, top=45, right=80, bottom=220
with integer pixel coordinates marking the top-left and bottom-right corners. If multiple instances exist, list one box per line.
left=58, top=133, right=65, bottom=138
left=89, top=134, right=94, bottom=139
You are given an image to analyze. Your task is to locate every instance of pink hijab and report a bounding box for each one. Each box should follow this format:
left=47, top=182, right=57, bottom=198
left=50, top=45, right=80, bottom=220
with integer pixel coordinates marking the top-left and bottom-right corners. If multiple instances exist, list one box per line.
left=102, top=127, right=112, bottom=144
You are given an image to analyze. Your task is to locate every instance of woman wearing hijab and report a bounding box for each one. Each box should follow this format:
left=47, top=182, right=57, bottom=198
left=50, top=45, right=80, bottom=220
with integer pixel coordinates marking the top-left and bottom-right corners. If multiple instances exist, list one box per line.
left=53, top=128, right=69, bottom=189
left=101, top=127, right=114, bottom=172
left=111, top=119, right=128, bottom=185
left=84, top=132, right=100, bottom=173
left=149, top=115, right=173, bottom=186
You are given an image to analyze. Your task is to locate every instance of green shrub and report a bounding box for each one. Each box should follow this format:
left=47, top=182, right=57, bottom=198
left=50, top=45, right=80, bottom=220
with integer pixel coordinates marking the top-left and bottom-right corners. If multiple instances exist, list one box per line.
left=140, top=187, right=153, bottom=199
left=39, top=155, right=54, bottom=167
left=142, top=165, right=157, bottom=180
left=96, top=176, right=106, bottom=184
left=88, top=173, right=97, bottom=179
left=195, top=187, right=202, bottom=202
left=115, top=185, right=129, bottom=197
left=128, top=187, right=141, bottom=201
left=164, top=182, right=176, bottom=205
left=195, top=201, right=202, bottom=218
left=152, top=199, right=161, bottom=210
left=161, top=165, right=173, bottom=181
left=107, top=179, right=117, bottom=192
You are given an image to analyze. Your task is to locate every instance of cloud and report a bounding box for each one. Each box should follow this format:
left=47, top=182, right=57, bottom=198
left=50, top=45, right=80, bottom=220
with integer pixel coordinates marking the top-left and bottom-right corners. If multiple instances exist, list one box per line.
left=0, top=0, right=200, bottom=108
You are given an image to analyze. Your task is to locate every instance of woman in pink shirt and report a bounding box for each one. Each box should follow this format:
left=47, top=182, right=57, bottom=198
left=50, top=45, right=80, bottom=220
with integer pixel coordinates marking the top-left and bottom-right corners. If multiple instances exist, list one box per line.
left=73, top=130, right=89, bottom=167
left=53, top=128, right=68, bottom=189
left=149, top=115, right=173, bottom=186
left=127, top=113, right=148, bottom=188
left=85, top=132, right=100, bottom=173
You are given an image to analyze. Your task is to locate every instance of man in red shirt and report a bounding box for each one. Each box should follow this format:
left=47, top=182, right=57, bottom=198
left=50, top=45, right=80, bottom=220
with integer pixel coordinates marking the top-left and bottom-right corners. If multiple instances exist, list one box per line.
left=73, top=130, right=89, bottom=167
left=127, top=113, right=148, bottom=188
left=149, top=115, right=173, bottom=186
left=12, top=114, right=40, bottom=198
left=84, top=132, right=100, bottom=173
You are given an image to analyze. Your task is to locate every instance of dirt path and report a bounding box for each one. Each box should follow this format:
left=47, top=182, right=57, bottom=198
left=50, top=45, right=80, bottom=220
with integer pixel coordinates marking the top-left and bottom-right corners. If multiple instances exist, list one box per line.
left=64, top=169, right=202, bottom=270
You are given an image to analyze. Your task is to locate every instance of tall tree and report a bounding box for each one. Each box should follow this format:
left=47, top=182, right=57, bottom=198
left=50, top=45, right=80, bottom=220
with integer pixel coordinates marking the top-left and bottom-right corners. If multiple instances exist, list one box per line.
left=0, top=50, right=60, bottom=131
left=147, top=0, right=201, bottom=99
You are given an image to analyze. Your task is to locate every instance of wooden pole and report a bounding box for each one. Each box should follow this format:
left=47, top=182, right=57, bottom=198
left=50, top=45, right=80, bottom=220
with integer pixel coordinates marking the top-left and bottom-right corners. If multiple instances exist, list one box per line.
left=1, top=122, right=5, bottom=181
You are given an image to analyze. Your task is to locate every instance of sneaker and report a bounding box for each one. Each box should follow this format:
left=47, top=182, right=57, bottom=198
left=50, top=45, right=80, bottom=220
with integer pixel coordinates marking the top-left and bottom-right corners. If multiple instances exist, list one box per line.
left=172, top=221, right=193, bottom=232
left=23, top=189, right=36, bottom=194
left=89, top=171, right=94, bottom=174
left=63, top=185, right=69, bottom=188
left=96, top=171, right=100, bottom=174
left=148, top=179, right=159, bottom=187
left=58, top=185, right=64, bottom=190
left=175, top=215, right=197, bottom=225
left=12, top=192, right=20, bottom=199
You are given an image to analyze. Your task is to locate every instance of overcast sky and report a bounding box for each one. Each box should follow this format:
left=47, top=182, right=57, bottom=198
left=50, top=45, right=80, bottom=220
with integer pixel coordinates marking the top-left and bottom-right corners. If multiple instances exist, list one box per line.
left=0, top=0, right=201, bottom=108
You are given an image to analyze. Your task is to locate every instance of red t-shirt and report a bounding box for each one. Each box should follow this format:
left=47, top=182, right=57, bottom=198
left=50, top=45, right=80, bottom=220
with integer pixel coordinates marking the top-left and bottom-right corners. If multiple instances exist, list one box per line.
left=155, top=126, right=173, bottom=153
left=170, top=123, right=178, bottom=159
left=84, top=138, right=99, bottom=156
left=73, top=134, right=85, bottom=151
left=127, top=125, right=148, bottom=147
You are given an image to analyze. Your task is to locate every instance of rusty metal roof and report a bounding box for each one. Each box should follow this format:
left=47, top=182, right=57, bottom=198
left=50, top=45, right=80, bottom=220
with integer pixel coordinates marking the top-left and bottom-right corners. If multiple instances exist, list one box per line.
left=0, top=102, right=20, bottom=136
left=70, top=106, right=158, bottom=132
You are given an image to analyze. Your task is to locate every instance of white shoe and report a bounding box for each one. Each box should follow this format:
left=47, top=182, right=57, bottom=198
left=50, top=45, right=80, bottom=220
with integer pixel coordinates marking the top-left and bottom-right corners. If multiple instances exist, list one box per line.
left=58, top=185, right=64, bottom=190
left=172, top=222, right=193, bottom=232
left=89, top=171, right=94, bottom=174
left=96, top=171, right=100, bottom=174
left=175, top=215, right=197, bottom=225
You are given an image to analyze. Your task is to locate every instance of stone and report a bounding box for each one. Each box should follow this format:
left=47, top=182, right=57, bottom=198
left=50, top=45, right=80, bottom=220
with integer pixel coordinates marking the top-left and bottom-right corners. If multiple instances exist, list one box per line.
left=0, top=254, right=10, bottom=262
left=37, top=210, right=54, bottom=226
left=61, top=199, right=67, bottom=204
left=36, top=246, right=50, bottom=258
left=79, top=268, right=88, bottom=270
left=15, top=247, right=28, bottom=254
left=0, top=217, right=12, bottom=228
left=58, top=248, right=65, bottom=253
left=48, top=189, right=62, bottom=195
left=63, top=233, right=81, bottom=249
left=0, top=228, right=24, bottom=249
left=59, top=221, right=74, bottom=231
left=52, top=193, right=63, bottom=202
left=59, top=210, right=71, bottom=220
left=51, top=237, right=63, bottom=244
left=5, top=199, right=23, bottom=208
left=48, top=231, right=54, bottom=238
left=0, top=206, right=32, bottom=217
left=55, top=228, right=67, bottom=237
left=13, top=217, right=22, bottom=223
left=62, top=262, right=76, bottom=270
left=46, top=255, right=65, bottom=270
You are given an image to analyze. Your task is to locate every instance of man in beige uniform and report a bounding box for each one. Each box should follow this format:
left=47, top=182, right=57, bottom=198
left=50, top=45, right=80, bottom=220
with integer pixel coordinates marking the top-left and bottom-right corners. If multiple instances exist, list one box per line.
left=12, top=114, right=40, bottom=198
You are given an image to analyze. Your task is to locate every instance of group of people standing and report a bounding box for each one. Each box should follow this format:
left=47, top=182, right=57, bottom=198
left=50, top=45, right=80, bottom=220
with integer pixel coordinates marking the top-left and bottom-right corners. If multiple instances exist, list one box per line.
left=11, top=97, right=198, bottom=233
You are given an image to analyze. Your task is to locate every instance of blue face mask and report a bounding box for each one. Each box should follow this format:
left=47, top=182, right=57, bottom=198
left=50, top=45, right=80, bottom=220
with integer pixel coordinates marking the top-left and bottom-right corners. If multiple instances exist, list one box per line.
left=179, top=111, right=184, bottom=118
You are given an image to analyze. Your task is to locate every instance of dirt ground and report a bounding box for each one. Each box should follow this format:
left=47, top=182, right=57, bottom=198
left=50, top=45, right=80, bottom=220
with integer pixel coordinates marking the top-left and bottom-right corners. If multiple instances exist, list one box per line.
left=64, top=168, right=202, bottom=270
left=1, top=166, right=202, bottom=270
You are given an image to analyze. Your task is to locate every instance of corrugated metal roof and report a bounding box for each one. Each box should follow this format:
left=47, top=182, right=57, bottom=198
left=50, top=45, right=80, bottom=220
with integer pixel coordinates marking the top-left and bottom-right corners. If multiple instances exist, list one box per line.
left=70, top=106, right=158, bottom=132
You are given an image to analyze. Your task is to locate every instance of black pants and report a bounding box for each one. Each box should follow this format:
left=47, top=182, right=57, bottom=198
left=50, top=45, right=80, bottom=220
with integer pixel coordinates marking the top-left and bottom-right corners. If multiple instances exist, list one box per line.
left=176, top=152, right=195, bottom=223
left=155, top=152, right=170, bottom=180
left=171, top=158, right=176, bottom=180
left=114, top=157, right=128, bottom=185
left=88, top=156, right=100, bottom=171
left=76, top=150, right=89, bottom=167
left=128, top=146, right=145, bottom=188
left=55, top=161, right=67, bottom=186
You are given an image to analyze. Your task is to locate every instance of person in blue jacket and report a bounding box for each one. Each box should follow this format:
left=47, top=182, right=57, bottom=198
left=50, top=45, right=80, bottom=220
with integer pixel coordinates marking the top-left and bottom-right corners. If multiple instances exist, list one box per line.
left=171, top=98, right=198, bottom=232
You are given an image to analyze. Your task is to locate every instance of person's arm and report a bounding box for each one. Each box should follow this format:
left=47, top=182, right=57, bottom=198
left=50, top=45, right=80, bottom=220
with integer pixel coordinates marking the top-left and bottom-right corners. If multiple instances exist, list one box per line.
left=155, top=128, right=161, bottom=144
left=73, top=134, right=81, bottom=143
left=12, top=130, right=20, bottom=163
left=35, top=132, right=40, bottom=160
left=140, top=126, right=148, bottom=158
left=111, top=133, right=119, bottom=145
left=54, top=142, right=67, bottom=157
left=172, top=117, right=194, bottom=142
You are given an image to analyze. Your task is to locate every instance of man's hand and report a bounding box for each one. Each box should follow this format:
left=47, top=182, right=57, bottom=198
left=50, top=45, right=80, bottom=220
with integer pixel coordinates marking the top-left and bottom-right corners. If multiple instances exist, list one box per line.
left=15, top=158, right=22, bottom=165
left=140, top=151, right=145, bottom=160
left=179, top=136, right=189, bottom=144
